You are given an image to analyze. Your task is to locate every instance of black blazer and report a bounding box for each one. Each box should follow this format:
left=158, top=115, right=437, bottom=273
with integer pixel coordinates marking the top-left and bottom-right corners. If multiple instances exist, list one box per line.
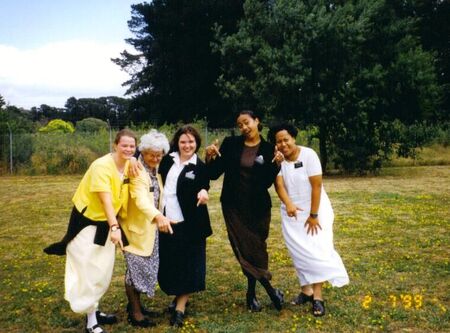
left=159, top=153, right=212, bottom=241
left=207, top=135, right=279, bottom=214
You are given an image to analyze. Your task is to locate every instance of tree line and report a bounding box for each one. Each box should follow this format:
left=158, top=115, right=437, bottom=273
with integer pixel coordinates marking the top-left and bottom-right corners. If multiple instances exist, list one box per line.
left=1, top=0, right=449, bottom=173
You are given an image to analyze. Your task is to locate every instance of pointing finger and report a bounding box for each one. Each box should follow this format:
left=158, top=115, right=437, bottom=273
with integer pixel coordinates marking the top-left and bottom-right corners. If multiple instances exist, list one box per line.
left=213, top=141, right=221, bottom=157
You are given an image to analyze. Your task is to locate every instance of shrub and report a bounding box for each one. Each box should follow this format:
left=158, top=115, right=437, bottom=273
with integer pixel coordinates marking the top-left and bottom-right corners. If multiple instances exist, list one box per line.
left=39, top=119, right=75, bottom=133
left=30, top=143, right=97, bottom=174
left=76, top=118, right=108, bottom=132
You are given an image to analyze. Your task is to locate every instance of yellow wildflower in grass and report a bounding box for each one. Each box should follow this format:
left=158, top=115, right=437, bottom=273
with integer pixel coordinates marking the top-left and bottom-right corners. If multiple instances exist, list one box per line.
left=180, top=318, right=197, bottom=333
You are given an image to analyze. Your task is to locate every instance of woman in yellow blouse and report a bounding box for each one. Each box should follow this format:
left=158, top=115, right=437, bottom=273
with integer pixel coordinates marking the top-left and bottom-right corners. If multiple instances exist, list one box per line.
left=45, top=129, right=137, bottom=333
left=120, top=129, right=173, bottom=328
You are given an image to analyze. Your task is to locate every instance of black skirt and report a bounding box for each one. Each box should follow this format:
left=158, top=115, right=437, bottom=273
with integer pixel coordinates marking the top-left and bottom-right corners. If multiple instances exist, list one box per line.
left=157, top=222, right=206, bottom=295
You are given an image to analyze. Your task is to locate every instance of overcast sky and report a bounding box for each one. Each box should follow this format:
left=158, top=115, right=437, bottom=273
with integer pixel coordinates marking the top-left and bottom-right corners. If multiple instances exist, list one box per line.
left=0, top=0, right=140, bottom=109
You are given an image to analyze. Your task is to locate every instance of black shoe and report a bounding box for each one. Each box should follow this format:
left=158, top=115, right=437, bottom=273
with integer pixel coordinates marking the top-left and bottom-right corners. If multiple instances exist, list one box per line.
left=312, top=299, right=325, bottom=317
left=168, top=298, right=176, bottom=313
left=85, top=324, right=106, bottom=333
left=126, top=303, right=160, bottom=318
left=170, top=310, right=184, bottom=327
left=127, top=313, right=156, bottom=327
left=269, top=288, right=284, bottom=311
left=95, top=311, right=117, bottom=325
left=292, top=292, right=313, bottom=305
left=246, top=294, right=262, bottom=312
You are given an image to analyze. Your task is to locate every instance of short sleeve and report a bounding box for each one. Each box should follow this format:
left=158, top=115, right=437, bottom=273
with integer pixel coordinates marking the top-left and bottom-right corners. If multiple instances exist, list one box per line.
left=89, top=162, right=112, bottom=193
left=305, top=148, right=322, bottom=177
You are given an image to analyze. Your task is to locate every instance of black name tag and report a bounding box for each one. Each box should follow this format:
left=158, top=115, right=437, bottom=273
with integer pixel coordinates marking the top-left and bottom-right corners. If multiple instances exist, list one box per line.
left=149, top=186, right=154, bottom=192
left=123, top=178, right=130, bottom=184
left=294, top=161, right=303, bottom=168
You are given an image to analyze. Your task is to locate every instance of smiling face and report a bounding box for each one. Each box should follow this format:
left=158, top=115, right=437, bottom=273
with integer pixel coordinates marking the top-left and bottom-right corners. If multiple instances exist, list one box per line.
left=142, top=149, right=164, bottom=169
left=237, top=113, right=260, bottom=140
left=274, top=129, right=298, bottom=161
left=114, top=135, right=136, bottom=161
left=178, top=133, right=197, bottom=161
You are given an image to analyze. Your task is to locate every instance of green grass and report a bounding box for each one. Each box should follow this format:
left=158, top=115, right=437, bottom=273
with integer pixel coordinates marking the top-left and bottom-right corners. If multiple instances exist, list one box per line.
left=387, top=144, right=450, bottom=167
left=0, top=166, right=449, bottom=332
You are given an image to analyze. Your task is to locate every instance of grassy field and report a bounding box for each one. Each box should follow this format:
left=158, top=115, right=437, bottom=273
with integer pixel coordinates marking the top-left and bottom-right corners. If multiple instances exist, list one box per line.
left=0, top=166, right=449, bottom=332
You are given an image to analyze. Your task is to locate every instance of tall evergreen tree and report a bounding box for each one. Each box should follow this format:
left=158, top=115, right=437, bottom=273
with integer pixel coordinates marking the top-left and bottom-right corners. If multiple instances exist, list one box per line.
left=392, top=0, right=450, bottom=121
left=214, top=0, right=441, bottom=172
left=113, top=0, right=244, bottom=126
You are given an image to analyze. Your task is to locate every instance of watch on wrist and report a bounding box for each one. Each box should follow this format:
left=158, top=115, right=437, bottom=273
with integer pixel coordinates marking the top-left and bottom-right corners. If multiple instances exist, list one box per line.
left=310, top=213, right=318, bottom=219
left=110, top=224, right=120, bottom=232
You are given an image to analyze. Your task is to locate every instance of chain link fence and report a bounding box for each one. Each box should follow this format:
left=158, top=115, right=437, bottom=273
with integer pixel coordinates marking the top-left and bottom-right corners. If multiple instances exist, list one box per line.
left=0, top=126, right=237, bottom=175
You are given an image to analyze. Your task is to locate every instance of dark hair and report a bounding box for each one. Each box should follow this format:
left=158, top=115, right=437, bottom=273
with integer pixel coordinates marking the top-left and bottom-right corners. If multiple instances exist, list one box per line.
left=268, top=123, right=298, bottom=144
left=237, top=110, right=263, bottom=131
left=114, top=128, right=137, bottom=145
left=170, top=125, right=202, bottom=153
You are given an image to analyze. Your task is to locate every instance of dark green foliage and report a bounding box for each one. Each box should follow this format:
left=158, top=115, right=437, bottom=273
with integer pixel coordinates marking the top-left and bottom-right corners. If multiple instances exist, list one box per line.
left=112, top=0, right=244, bottom=126
left=0, top=105, right=35, bottom=134
left=30, top=104, right=66, bottom=122
left=392, top=0, right=450, bottom=121
left=65, top=96, right=131, bottom=127
left=213, top=0, right=443, bottom=173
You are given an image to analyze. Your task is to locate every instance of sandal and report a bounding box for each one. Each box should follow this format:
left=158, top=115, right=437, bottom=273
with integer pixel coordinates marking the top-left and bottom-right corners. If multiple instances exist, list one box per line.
left=85, top=324, right=106, bottom=333
left=312, top=299, right=325, bottom=317
left=291, top=292, right=313, bottom=305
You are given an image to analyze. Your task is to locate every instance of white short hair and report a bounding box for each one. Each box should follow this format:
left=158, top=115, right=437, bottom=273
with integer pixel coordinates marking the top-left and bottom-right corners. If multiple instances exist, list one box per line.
left=139, top=129, right=170, bottom=154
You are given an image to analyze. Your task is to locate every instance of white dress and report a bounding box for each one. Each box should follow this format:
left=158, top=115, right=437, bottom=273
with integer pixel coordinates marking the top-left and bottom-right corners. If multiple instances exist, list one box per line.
left=279, top=146, right=349, bottom=287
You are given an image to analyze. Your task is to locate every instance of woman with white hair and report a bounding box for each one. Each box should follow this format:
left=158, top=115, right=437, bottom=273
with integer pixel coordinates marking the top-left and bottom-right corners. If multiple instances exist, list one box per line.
left=120, top=129, right=174, bottom=328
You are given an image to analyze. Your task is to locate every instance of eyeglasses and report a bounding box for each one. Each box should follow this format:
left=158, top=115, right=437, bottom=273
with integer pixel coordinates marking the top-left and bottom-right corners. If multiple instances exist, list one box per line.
left=142, top=151, right=164, bottom=160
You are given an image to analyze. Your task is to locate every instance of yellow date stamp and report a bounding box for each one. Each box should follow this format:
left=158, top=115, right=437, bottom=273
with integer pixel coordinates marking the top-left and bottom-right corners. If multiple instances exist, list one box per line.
left=362, top=294, right=423, bottom=310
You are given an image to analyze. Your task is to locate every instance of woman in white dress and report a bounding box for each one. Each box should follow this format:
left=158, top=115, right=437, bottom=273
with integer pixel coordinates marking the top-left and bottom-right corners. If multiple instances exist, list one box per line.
left=269, top=124, right=349, bottom=317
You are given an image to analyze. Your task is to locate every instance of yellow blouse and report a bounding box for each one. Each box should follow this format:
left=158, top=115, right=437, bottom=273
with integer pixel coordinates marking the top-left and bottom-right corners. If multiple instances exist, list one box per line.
left=72, top=153, right=129, bottom=221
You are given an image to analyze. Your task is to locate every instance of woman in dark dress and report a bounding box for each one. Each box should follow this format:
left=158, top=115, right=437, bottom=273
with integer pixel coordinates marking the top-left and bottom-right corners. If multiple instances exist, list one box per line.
left=158, top=125, right=212, bottom=327
left=205, top=110, right=284, bottom=312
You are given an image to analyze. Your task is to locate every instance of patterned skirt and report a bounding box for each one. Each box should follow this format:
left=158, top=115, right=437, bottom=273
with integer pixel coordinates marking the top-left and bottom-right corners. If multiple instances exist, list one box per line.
left=124, top=231, right=159, bottom=297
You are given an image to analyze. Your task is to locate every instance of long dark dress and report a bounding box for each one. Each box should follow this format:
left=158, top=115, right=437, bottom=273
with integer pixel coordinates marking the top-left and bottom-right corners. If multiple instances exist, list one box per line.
left=157, top=153, right=212, bottom=296
left=158, top=226, right=206, bottom=295
left=207, top=136, right=278, bottom=281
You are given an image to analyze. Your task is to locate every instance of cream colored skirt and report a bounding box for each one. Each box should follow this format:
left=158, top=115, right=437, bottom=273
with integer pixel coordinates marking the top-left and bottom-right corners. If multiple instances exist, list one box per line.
left=64, top=226, right=115, bottom=314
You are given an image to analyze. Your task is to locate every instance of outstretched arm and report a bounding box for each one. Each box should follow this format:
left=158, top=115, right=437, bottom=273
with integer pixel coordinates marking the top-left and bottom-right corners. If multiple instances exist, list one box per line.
left=130, top=171, right=175, bottom=234
left=274, top=175, right=303, bottom=220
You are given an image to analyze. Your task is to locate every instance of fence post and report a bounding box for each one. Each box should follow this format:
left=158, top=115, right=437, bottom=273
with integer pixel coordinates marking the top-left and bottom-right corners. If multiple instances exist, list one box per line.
left=107, top=119, right=112, bottom=153
left=7, top=122, right=12, bottom=174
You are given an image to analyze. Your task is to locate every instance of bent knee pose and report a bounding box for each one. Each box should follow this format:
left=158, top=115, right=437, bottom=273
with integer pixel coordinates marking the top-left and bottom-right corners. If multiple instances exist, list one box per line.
left=206, top=110, right=283, bottom=312
left=45, top=129, right=137, bottom=333
left=121, top=129, right=173, bottom=328
left=269, top=123, right=349, bottom=317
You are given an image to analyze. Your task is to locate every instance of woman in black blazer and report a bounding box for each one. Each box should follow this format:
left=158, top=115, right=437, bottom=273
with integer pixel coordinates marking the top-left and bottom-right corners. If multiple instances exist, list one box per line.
left=205, top=110, right=284, bottom=312
left=158, top=125, right=212, bottom=327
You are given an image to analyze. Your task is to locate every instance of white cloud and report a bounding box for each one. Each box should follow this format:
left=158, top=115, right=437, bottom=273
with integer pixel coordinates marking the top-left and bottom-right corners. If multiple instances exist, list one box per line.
left=0, top=40, right=132, bottom=109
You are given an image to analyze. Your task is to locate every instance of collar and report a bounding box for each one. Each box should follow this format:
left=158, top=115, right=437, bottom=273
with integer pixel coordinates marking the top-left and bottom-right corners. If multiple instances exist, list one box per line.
left=170, top=151, right=197, bottom=166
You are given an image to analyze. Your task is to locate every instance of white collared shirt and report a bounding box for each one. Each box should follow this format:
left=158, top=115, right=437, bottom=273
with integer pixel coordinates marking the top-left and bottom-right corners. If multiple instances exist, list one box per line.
left=162, top=152, right=197, bottom=222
